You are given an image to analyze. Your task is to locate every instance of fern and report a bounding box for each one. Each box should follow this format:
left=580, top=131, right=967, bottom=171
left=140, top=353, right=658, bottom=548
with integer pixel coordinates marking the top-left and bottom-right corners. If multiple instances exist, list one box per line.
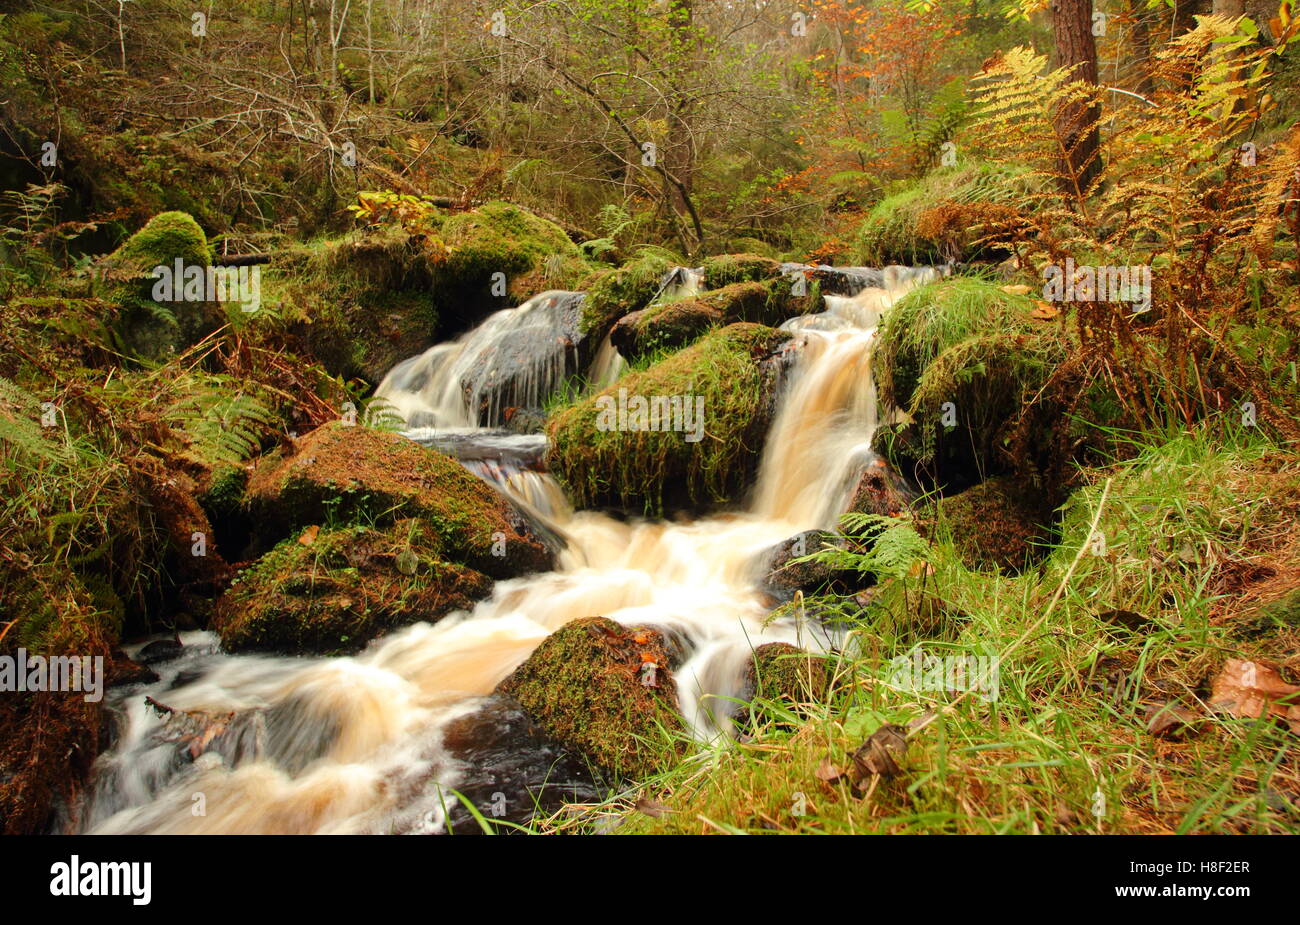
left=795, top=513, right=931, bottom=584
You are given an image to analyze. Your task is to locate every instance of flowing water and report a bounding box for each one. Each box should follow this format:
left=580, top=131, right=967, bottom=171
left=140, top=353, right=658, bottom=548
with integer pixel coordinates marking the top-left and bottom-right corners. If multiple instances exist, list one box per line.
left=76, top=266, right=938, bottom=835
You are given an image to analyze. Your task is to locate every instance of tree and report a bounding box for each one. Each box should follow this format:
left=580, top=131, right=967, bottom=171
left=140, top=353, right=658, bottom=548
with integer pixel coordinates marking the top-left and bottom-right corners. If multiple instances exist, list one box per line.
left=1050, top=0, right=1102, bottom=192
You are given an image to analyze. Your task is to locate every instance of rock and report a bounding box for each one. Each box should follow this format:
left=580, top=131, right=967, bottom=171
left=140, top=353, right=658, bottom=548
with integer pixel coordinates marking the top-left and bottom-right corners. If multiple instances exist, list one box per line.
left=137, top=638, right=184, bottom=665
left=742, top=643, right=829, bottom=713
left=107, top=652, right=159, bottom=688
left=928, top=477, right=1051, bottom=574
left=578, top=253, right=673, bottom=337
left=495, top=617, right=684, bottom=779
left=100, top=211, right=219, bottom=360
left=759, top=530, right=860, bottom=600
left=701, top=254, right=783, bottom=288
left=439, top=694, right=603, bottom=834
left=547, top=323, right=792, bottom=515
left=212, top=519, right=493, bottom=655
left=844, top=459, right=913, bottom=522
left=246, top=421, right=556, bottom=577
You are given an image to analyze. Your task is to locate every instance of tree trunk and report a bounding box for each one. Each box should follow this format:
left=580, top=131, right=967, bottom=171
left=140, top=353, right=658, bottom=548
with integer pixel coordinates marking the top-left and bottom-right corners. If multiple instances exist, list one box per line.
left=1051, top=0, right=1102, bottom=196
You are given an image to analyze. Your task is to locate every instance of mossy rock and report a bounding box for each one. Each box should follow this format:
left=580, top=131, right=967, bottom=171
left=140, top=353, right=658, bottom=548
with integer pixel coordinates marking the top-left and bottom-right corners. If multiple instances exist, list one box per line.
left=212, top=520, right=492, bottom=655
left=701, top=253, right=782, bottom=288
left=440, top=201, right=590, bottom=319
left=100, top=211, right=217, bottom=360
left=743, top=643, right=830, bottom=713
left=611, top=276, right=822, bottom=359
left=852, top=164, right=1034, bottom=265
left=496, top=617, right=683, bottom=779
left=758, top=530, right=861, bottom=601
left=578, top=252, right=672, bottom=336
left=245, top=421, right=556, bottom=577
left=929, top=477, right=1051, bottom=574
left=546, top=322, right=793, bottom=515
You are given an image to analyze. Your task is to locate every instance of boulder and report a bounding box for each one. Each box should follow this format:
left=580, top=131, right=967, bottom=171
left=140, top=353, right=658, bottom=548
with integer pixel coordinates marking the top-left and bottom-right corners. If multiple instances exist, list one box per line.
left=245, top=421, right=556, bottom=578
left=213, top=519, right=493, bottom=655
left=547, top=323, right=793, bottom=515
left=439, top=694, right=604, bottom=834
left=496, top=617, right=684, bottom=779
left=928, top=476, right=1051, bottom=574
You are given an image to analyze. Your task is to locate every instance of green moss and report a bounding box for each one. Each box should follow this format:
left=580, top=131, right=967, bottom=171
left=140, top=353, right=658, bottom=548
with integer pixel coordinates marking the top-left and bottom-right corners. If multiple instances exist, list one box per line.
left=745, top=643, right=830, bottom=718
left=440, top=200, right=590, bottom=306
left=99, top=211, right=217, bottom=360
left=496, top=617, right=683, bottom=779
left=214, top=520, right=492, bottom=655
left=874, top=277, right=1039, bottom=411
left=579, top=252, right=672, bottom=336
left=246, top=421, right=554, bottom=577
left=701, top=253, right=782, bottom=288
left=852, top=164, right=1034, bottom=265
left=930, top=476, right=1051, bottom=573
left=546, top=322, right=791, bottom=514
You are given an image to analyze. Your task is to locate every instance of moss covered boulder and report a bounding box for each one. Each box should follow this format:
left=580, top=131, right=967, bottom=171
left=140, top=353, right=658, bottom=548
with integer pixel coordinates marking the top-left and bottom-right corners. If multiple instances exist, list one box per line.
left=701, top=253, right=782, bottom=288
left=872, top=278, right=1064, bottom=491
left=547, top=322, right=793, bottom=514
left=100, top=211, right=217, bottom=360
left=578, top=252, right=673, bottom=337
left=246, top=422, right=556, bottom=577
left=440, top=201, right=590, bottom=318
left=496, top=617, right=683, bottom=779
left=742, top=643, right=830, bottom=714
left=212, top=520, right=492, bottom=655
left=929, top=476, right=1051, bottom=574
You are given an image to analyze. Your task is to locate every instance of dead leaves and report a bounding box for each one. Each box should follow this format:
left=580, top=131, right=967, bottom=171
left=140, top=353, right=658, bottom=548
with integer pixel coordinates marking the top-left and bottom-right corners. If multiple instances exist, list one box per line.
left=815, top=722, right=913, bottom=797
left=1144, top=700, right=1201, bottom=738
left=1209, top=659, right=1300, bottom=733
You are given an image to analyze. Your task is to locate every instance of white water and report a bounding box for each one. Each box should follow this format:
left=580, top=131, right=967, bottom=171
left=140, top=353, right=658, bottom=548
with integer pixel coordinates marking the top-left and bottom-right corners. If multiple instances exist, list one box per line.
left=78, top=267, right=935, bottom=835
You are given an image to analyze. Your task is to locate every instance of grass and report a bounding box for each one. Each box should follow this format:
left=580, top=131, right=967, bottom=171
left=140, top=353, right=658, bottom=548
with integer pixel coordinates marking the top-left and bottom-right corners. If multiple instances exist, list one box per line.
left=528, top=422, right=1300, bottom=834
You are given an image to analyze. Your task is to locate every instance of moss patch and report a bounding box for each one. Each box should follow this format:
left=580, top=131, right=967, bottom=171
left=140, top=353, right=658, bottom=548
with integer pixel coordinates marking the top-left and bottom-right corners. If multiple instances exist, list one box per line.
left=578, top=252, right=672, bottom=336
left=246, top=421, right=555, bottom=577
left=496, top=617, right=683, bottom=779
left=701, top=253, right=782, bottom=288
left=929, top=476, right=1052, bottom=574
left=546, top=322, right=792, bottom=514
left=213, top=520, right=492, bottom=655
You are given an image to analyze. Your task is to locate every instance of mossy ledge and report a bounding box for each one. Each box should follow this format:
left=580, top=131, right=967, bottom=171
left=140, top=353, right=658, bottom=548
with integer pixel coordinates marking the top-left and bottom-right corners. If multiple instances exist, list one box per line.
left=546, top=322, right=793, bottom=515
left=213, top=520, right=493, bottom=655
left=245, top=421, right=556, bottom=578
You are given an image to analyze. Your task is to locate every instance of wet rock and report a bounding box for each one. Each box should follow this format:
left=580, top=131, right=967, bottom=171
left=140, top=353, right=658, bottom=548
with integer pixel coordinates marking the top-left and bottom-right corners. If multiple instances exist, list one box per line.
left=759, top=530, right=860, bottom=600
left=246, top=421, right=556, bottom=577
left=213, top=519, right=493, bottom=655
left=439, top=694, right=603, bottom=834
left=137, top=638, right=184, bottom=665
left=927, top=477, right=1052, bottom=574
left=496, top=617, right=684, bottom=779
left=107, top=652, right=159, bottom=688
left=844, top=459, right=913, bottom=523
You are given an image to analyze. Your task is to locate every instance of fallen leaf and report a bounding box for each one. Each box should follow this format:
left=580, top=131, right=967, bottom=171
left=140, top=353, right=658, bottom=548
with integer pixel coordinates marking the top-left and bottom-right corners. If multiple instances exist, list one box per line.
left=1144, top=700, right=1201, bottom=738
left=852, top=723, right=908, bottom=779
left=815, top=755, right=846, bottom=783
left=1030, top=300, right=1059, bottom=319
left=299, top=524, right=320, bottom=546
left=1001, top=284, right=1031, bottom=295
left=1209, top=659, right=1300, bottom=733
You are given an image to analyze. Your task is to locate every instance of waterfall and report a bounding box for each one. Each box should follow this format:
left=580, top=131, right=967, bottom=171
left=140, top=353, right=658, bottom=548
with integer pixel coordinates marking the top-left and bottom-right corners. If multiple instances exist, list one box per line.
left=76, top=266, right=934, bottom=835
left=374, top=290, right=587, bottom=429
